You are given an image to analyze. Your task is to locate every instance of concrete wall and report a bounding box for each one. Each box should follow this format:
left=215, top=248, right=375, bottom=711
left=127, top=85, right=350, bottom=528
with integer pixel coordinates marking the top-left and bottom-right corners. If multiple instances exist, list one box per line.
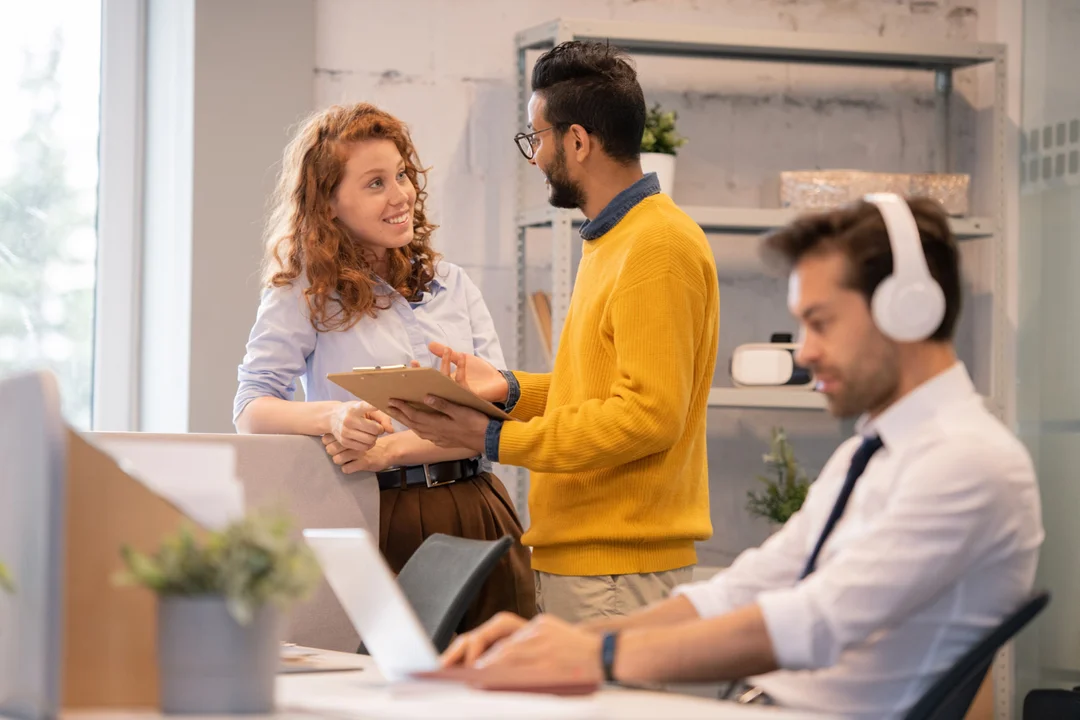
left=311, top=0, right=999, bottom=563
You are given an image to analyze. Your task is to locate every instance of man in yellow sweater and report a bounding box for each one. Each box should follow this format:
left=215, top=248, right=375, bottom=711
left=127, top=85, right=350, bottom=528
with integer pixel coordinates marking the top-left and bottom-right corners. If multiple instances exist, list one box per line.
left=387, top=40, right=719, bottom=622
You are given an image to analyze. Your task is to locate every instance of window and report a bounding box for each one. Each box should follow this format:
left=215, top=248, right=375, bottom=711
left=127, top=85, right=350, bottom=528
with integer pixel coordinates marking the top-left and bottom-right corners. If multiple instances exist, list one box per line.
left=0, top=2, right=103, bottom=428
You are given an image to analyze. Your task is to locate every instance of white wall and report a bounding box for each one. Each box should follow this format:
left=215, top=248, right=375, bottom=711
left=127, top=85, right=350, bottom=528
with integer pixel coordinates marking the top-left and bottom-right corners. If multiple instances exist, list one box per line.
left=311, top=0, right=1000, bottom=563
left=140, top=0, right=316, bottom=433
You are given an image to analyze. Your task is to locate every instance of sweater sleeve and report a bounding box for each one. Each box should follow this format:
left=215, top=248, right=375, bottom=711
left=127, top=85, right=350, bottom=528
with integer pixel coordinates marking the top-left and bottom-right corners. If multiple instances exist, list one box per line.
left=508, top=371, right=551, bottom=421
left=498, top=269, right=706, bottom=473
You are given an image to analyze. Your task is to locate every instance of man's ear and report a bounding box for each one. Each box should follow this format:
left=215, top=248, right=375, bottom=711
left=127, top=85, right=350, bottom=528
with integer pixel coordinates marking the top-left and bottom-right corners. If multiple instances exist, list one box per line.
left=569, top=124, right=592, bottom=162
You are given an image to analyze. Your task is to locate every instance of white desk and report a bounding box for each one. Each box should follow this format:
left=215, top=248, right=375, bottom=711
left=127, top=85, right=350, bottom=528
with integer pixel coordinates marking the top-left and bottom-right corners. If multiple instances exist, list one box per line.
left=64, top=650, right=829, bottom=719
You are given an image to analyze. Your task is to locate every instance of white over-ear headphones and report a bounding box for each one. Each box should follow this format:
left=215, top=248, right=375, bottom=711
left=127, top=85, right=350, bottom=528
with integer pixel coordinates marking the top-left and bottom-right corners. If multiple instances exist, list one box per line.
left=864, top=193, right=946, bottom=342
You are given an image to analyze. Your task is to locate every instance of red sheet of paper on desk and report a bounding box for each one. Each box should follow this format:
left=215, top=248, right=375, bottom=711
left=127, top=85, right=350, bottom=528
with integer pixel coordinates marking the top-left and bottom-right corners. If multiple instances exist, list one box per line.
left=413, top=667, right=600, bottom=696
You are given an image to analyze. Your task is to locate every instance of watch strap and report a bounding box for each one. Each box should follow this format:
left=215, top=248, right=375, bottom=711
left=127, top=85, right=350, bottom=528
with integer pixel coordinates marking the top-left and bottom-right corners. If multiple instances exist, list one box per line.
left=601, top=631, right=619, bottom=683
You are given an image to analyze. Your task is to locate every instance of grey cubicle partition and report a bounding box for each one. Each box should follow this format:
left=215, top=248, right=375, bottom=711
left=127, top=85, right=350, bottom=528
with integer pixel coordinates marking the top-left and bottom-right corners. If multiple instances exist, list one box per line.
left=0, top=372, right=66, bottom=719
left=86, top=432, right=380, bottom=653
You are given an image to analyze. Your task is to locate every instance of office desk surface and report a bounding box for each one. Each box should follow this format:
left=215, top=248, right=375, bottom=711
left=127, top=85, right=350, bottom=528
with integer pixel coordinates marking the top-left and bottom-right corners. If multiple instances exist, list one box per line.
left=62, top=652, right=829, bottom=719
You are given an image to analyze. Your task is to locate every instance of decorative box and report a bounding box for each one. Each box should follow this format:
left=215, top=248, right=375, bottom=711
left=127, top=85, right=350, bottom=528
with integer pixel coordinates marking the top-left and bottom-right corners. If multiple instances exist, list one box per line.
left=779, top=170, right=970, bottom=216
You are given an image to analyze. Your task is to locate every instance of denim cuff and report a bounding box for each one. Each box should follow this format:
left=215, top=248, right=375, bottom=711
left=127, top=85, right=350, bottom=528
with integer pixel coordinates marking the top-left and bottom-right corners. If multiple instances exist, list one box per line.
left=484, top=419, right=504, bottom=463
left=499, top=370, right=520, bottom=412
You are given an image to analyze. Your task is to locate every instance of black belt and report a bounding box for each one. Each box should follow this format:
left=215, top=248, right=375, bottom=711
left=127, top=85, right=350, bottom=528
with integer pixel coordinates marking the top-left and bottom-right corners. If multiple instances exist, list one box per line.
left=376, top=457, right=482, bottom=491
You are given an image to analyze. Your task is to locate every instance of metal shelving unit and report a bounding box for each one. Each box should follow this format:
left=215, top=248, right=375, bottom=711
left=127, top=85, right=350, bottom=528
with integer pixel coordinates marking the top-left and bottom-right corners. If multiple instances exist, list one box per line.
left=514, top=17, right=1006, bottom=413
left=512, top=17, right=1011, bottom=715
left=708, top=388, right=827, bottom=410
left=517, top=204, right=995, bottom=238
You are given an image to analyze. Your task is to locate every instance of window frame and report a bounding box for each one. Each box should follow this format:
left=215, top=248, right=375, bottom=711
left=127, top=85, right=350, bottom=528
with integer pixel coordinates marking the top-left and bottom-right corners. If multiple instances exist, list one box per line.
left=92, top=0, right=146, bottom=431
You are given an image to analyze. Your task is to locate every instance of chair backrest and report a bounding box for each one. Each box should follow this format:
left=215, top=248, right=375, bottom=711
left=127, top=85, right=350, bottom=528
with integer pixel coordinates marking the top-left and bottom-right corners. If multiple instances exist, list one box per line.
left=903, top=590, right=1050, bottom=720
left=360, top=533, right=512, bottom=655
left=1023, top=688, right=1080, bottom=720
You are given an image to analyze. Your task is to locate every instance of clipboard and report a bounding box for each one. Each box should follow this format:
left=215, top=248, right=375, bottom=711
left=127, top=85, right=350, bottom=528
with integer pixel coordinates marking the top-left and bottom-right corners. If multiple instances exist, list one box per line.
left=327, top=366, right=515, bottom=422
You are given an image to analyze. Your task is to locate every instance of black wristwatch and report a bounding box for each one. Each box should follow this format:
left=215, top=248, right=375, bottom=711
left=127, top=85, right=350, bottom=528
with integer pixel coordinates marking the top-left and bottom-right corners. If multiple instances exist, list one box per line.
left=600, top=631, right=619, bottom=683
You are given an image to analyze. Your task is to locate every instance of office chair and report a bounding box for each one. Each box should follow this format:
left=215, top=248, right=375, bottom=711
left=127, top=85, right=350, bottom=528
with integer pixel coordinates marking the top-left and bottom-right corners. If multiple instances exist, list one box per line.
left=359, top=533, right=513, bottom=655
left=1023, top=686, right=1080, bottom=719
left=903, top=590, right=1050, bottom=720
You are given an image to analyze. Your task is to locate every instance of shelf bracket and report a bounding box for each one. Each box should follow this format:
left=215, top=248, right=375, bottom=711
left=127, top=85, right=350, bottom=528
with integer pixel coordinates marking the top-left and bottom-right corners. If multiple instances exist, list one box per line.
left=935, top=68, right=953, bottom=174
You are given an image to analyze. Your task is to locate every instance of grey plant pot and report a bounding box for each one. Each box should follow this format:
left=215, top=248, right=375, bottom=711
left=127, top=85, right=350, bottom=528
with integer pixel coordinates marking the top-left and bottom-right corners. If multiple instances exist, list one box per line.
left=157, top=595, right=281, bottom=715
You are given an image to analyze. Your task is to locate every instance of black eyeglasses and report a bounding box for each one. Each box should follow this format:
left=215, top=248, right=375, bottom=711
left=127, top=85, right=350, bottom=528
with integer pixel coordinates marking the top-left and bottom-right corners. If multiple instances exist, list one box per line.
left=513, top=124, right=590, bottom=160
left=513, top=126, right=556, bottom=160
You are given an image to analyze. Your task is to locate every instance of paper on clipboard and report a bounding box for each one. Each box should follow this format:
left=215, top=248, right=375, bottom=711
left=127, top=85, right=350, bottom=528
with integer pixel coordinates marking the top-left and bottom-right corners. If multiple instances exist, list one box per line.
left=327, top=366, right=516, bottom=422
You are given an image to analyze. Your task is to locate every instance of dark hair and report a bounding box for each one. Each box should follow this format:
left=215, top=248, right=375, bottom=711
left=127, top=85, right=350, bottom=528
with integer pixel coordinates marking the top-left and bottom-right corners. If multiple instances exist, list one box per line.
left=531, top=40, right=645, bottom=163
left=761, top=196, right=962, bottom=341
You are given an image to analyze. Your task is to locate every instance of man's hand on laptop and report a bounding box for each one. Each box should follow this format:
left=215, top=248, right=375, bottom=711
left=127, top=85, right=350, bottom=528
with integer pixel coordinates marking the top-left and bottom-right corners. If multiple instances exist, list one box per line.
left=429, top=342, right=509, bottom=404
left=442, top=612, right=529, bottom=667
left=441, top=613, right=604, bottom=683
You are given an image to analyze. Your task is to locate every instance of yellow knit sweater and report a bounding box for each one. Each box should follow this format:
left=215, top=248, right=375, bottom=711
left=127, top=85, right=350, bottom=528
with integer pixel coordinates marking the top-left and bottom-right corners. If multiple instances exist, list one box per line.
left=499, top=193, right=719, bottom=576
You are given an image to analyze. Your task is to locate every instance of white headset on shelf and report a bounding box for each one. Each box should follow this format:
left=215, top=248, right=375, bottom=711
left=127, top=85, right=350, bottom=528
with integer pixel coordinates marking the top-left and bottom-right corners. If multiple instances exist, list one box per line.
left=863, top=192, right=946, bottom=343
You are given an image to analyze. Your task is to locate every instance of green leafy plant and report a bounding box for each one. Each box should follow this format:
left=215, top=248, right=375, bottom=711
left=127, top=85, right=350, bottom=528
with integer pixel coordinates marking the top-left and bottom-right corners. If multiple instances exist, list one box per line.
left=640, top=102, right=688, bottom=156
left=0, top=561, right=13, bottom=594
left=116, top=511, right=321, bottom=625
left=746, top=427, right=813, bottom=525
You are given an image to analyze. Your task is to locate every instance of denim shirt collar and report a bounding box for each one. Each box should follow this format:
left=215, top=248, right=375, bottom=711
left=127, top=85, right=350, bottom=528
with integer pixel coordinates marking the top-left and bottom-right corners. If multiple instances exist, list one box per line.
left=374, top=270, right=446, bottom=306
left=578, top=172, right=661, bottom=241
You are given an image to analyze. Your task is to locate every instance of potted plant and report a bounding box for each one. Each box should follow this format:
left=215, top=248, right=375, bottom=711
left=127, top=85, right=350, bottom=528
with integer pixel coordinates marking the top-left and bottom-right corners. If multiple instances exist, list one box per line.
left=746, top=427, right=812, bottom=531
left=640, top=102, right=688, bottom=197
left=117, top=511, right=321, bottom=714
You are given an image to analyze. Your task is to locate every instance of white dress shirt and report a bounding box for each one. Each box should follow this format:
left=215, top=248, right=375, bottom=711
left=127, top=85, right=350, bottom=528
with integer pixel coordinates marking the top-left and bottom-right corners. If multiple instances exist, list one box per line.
left=674, top=362, right=1044, bottom=719
left=232, top=262, right=505, bottom=429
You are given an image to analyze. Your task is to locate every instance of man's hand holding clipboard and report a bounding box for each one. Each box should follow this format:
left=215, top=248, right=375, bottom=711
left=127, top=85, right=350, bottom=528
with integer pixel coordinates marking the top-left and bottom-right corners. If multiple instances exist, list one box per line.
left=384, top=343, right=507, bottom=453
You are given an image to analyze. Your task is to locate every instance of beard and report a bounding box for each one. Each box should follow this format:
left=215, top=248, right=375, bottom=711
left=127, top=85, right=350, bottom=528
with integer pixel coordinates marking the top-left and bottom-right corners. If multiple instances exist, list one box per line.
left=545, top=144, right=585, bottom=210
left=818, top=340, right=901, bottom=419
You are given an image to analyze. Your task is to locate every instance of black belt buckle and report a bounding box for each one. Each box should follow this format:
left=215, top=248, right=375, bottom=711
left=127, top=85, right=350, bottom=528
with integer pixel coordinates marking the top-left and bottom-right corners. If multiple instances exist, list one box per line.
left=424, top=463, right=456, bottom=488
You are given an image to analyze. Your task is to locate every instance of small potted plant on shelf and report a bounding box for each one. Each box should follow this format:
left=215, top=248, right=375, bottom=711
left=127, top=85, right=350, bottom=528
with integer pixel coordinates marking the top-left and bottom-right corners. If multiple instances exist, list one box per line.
left=640, top=102, right=688, bottom=197
left=116, top=511, right=321, bottom=715
left=746, top=427, right=813, bottom=532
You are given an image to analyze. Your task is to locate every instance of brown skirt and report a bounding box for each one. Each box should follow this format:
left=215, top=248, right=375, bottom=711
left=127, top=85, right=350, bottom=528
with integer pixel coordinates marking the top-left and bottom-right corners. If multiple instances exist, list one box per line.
left=378, top=471, right=536, bottom=632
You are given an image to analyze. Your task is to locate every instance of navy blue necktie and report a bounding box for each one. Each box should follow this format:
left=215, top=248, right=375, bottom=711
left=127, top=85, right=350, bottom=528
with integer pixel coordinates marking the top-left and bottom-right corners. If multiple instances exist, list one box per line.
left=800, top=435, right=884, bottom=579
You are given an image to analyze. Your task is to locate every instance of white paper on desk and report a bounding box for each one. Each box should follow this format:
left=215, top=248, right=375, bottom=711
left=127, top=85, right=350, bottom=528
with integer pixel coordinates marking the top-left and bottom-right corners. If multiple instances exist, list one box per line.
left=97, top=440, right=244, bottom=530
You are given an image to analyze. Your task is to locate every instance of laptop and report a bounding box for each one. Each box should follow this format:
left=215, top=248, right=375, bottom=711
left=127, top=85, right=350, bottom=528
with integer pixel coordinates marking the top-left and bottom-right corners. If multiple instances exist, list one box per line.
left=302, top=528, right=439, bottom=682
left=302, top=528, right=601, bottom=697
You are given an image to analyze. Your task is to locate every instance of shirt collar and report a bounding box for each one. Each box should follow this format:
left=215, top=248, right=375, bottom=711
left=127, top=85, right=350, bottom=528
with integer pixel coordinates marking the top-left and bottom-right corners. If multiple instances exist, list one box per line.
left=856, top=361, right=976, bottom=450
left=578, top=172, right=661, bottom=241
left=374, top=267, right=445, bottom=300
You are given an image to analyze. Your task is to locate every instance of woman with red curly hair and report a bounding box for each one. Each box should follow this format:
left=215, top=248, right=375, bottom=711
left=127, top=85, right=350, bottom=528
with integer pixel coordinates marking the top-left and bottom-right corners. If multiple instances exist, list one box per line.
left=232, top=103, right=535, bottom=631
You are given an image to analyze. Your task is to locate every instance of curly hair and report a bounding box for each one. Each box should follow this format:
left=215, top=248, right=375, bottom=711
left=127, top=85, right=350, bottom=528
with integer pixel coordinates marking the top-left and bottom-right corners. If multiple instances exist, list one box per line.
left=262, top=103, right=441, bottom=332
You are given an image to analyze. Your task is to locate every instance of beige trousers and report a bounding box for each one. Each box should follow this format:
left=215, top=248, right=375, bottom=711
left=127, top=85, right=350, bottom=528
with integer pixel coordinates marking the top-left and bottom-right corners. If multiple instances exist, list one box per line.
left=534, top=566, right=694, bottom=623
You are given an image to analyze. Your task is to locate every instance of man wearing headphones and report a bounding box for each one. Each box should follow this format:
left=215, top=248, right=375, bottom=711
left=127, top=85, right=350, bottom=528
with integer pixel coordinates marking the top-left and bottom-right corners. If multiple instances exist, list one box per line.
left=437, top=195, right=1044, bottom=719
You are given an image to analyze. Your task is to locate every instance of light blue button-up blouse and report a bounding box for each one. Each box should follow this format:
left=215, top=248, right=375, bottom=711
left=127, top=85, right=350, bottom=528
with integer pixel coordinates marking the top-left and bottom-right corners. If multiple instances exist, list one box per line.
left=232, top=262, right=506, bottom=434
